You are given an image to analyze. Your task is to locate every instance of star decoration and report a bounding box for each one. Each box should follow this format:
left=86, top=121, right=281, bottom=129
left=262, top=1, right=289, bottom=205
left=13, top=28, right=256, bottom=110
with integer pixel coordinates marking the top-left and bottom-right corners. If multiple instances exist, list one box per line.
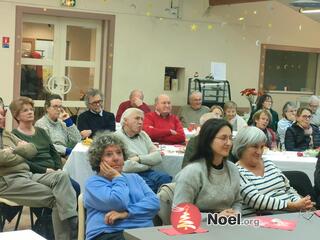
left=191, top=24, right=198, bottom=31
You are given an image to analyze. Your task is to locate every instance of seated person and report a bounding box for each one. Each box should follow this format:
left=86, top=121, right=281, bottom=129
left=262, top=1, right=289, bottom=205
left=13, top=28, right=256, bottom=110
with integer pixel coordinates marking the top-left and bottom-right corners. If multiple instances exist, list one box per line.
left=308, top=95, right=320, bottom=127
left=277, top=101, right=297, bottom=149
left=115, top=108, right=172, bottom=193
left=247, top=94, right=279, bottom=132
left=115, top=89, right=151, bottom=122
left=77, top=88, right=115, bottom=138
left=285, top=107, right=320, bottom=151
left=143, top=94, right=185, bottom=144
left=84, top=133, right=159, bottom=240
left=233, top=126, right=313, bottom=216
left=223, top=101, right=247, bottom=131
left=0, top=99, right=78, bottom=240
left=9, top=97, right=80, bottom=197
left=35, top=94, right=81, bottom=157
left=177, top=91, right=209, bottom=127
left=252, top=109, right=277, bottom=149
left=210, top=105, right=224, bottom=118
left=182, top=112, right=218, bottom=168
left=173, top=119, right=242, bottom=216
left=315, top=154, right=320, bottom=207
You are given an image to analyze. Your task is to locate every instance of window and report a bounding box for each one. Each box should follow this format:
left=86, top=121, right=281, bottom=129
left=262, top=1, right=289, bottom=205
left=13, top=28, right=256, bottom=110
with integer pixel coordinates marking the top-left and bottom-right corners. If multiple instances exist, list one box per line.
left=259, top=44, right=320, bottom=93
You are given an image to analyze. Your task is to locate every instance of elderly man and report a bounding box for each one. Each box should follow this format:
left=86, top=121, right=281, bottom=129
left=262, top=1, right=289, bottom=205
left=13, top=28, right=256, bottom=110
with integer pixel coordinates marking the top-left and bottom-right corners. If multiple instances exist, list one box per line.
left=308, top=95, right=320, bottom=126
left=77, top=88, right=115, bottom=138
left=143, top=94, right=185, bottom=144
left=35, top=94, right=81, bottom=157
left=178, top=91, right=209, bottom=127
left=115, top=108, right=172, bottom=192
left=115, top=89, right=151, bottom=122
left=0, top=98, right=78, bottom=240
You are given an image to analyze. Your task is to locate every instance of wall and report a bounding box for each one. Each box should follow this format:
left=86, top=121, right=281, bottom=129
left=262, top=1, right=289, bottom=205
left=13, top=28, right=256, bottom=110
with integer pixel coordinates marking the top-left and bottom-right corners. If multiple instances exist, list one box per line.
left=1, top=0, right=320, bottom=122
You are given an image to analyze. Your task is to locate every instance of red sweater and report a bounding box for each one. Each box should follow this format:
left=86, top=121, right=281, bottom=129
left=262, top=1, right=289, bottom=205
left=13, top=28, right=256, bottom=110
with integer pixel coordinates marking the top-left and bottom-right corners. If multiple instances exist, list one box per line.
left=116, top=100, right=151, bottom=122
left=143, top=112, right=185, bottom=144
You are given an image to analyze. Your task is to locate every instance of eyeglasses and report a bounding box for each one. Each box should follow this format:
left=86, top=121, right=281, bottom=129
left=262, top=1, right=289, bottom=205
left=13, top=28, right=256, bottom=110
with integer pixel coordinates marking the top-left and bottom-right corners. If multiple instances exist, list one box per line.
left=89, top=100, right=103, bottom=105
left=50, top=105, right=63, bottom=110
left=301, top=115, right=312, bottom=120
left=215, top=135, right=233, bottom=143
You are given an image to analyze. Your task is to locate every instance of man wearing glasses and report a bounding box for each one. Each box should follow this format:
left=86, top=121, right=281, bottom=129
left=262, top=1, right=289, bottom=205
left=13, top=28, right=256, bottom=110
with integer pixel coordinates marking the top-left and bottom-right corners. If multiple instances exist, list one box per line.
left=35, top=94, right=81, bottom=157
left=77, top=88, right=115, bottom=138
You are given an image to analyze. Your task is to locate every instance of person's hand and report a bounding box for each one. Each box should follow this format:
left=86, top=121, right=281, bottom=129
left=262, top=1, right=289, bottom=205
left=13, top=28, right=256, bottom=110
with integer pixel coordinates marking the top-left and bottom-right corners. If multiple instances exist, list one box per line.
left=170, top=129, right=177, bottom=135
left=104, top=211, right=128, bottom=225
left=46, top=168, right=55, bottom=174
left=129, top=156, right=140, bottom=162
left=59, top=108, right=70, bottom=121
left=80, top=130, right=92, bottom=139
left=218, top=208, right=239, bottom=217
left=99, top=162, right=121, bottom=180
left=133, top=98, right=143, bottom=107
left=17, top=140, right=28, bottom=146
left=287, top=196, right=314, bottom=211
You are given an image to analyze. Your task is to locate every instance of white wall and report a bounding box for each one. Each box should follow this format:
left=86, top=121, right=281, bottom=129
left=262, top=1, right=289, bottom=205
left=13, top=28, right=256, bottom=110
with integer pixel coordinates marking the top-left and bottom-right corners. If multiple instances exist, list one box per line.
left=1, top=0, right=320, bottom=118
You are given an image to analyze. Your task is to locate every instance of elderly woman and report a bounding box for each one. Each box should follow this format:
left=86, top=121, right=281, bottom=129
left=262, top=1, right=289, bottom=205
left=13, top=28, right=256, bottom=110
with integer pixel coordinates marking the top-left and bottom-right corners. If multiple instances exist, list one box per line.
left=285, top=107, right=320, bottom=151
left=84, top=133, right=159, bottom=240
left=252, top=109, right=277, bottom=149
left=248, top=94, right=279, bottom=131
left=223, top=101, right=247, bottom=131
left=277, top=102, right=297, bottom=149
left=9, top=97, right=80, bottom=195
left=173, top=119, right=242, bottom=216
left=233, top=126, right=313, bottom=216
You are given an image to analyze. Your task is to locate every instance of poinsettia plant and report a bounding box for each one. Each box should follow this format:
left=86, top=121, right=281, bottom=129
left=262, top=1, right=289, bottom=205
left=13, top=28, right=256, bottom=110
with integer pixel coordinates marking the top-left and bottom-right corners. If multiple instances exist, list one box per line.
left=240, top=88, right=257, bottom=96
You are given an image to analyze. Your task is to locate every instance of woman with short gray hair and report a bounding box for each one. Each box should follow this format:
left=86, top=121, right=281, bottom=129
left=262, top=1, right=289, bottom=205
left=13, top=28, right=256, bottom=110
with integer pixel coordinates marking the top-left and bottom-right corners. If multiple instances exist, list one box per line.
left=233, top=126, right=313, bottom=216
left=84, top=132, right=159, bottom=240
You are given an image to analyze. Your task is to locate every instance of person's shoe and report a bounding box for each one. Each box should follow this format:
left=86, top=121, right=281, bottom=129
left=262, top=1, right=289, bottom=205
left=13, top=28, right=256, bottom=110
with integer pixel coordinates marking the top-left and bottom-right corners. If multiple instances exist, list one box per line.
left=68, top=216, right=78, bottom=240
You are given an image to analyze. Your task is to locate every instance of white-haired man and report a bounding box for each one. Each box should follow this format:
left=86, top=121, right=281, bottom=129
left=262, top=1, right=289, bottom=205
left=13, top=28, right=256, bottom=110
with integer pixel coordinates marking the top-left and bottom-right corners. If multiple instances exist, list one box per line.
left=143, top=94, right=185, bottom=144
left=308, top=95, right=320, bottom=126
left=115, top=108, right=172, bottom=192
left=115, top=89, right=151, bottom=122
left=178, top=91, right=209, bottom=127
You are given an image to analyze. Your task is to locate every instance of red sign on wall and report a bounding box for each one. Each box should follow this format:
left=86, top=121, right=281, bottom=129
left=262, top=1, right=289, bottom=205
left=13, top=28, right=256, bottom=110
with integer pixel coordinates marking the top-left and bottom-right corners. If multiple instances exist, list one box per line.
left=2, top=37, right=9, bottom=48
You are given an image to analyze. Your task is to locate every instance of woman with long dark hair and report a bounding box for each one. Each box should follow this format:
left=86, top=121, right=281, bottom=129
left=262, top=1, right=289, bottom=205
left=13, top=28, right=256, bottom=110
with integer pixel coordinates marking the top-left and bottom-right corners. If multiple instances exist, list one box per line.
left=173, top=119, right=241, bottom=216
left=247, top=94, right=279, bottom=132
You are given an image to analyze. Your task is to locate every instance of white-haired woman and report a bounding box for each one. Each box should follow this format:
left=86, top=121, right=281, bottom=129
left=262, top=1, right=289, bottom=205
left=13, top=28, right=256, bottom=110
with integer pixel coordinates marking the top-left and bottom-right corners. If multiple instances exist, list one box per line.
left=232, top=126, right=313, bottom=216
left=84, top=133, right=159, bottom=240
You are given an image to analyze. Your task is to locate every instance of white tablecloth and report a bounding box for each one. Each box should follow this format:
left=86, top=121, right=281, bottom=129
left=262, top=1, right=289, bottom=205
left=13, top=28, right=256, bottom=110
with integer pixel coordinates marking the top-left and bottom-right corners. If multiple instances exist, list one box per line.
left=64, top=143, right=317, bottom=191
left=0, top=230, right=46, bottom=240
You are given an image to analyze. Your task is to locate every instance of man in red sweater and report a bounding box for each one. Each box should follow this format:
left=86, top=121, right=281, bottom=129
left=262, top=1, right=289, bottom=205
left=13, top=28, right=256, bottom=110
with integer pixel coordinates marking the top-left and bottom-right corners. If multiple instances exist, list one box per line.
left=143, top=94, right=185, bottom=144
left=116, top=89, right=151, bottom=122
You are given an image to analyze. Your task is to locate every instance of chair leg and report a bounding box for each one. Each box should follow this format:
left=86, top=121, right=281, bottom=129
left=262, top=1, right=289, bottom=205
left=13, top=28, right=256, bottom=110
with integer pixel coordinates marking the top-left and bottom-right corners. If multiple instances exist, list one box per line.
left=0, top=214, right=5, bottom=232
left=14, top=207, right=23, bottom=231
left=30, top=208, right=34, bottom=228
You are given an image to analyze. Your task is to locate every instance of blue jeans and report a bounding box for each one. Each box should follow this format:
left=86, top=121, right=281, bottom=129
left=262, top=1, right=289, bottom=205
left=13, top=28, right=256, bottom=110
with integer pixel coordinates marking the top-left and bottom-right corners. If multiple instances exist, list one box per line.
left=138, top=170, right=172, bottom=193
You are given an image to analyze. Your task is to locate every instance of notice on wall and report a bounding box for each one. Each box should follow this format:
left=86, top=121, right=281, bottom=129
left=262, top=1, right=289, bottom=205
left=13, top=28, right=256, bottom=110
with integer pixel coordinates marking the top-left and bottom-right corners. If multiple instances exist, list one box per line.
left=211, top=62, right=226, bottom=80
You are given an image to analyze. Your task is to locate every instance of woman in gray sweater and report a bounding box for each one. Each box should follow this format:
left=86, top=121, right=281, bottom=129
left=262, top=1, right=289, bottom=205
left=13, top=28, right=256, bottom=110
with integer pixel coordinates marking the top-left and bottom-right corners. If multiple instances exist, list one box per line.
left=173, top=119, right=242, bottom=216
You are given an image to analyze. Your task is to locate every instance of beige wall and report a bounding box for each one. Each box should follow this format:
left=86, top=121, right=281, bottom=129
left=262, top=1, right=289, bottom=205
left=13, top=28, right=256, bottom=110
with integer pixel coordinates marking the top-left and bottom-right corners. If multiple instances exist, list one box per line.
left=1, top=0, right=320, bottom=121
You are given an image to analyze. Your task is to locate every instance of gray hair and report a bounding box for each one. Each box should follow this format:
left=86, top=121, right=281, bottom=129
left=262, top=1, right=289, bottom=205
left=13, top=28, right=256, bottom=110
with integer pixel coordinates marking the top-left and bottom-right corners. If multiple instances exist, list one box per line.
left=232, top=126, right=267, bottom=160
left=188, top=91, right=202, bottom=101
left=84, top=88, right=104, bottom=107
left=308, top=95, right=319, bottom=104
left=129, top=89, right=144, bottom=100
left=282, top=101, right=297, bottom=117
left=88, top=132, right=127, bottom=172
left=199, top=112, right=219, bottom=125
left=120, top=107, right=144, bottom=126
left=154, top=94, right=169, bottom=104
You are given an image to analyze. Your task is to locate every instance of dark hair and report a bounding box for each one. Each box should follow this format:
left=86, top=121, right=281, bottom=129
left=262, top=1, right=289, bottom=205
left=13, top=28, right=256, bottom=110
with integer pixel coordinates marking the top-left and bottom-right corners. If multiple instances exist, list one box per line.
left=296, top=107, right=312, bottom=117
left=44, top=94, right=62, bottom=110
left=190, top=118, right=232, bottom=180
left=256, top=94, right=272, bottom=110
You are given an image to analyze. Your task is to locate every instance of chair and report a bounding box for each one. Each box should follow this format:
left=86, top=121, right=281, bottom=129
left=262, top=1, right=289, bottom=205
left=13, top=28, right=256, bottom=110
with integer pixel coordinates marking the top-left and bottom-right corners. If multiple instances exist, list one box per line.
left=155, top=183, right=176, bottom=226
left=282, top=170, right=319, bottom=208
left=78, top=193, right=86, bottom=240
left=0, top=197, right=32, bottom=232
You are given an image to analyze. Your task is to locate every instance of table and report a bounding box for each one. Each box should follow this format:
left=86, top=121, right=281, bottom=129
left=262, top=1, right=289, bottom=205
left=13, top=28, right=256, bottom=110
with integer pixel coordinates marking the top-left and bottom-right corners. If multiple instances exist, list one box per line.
left=64, top=143, right=317, bottom=192
left=0, top=230, right=46, bottom=240
left=124, top=212, right=320, bottom=240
